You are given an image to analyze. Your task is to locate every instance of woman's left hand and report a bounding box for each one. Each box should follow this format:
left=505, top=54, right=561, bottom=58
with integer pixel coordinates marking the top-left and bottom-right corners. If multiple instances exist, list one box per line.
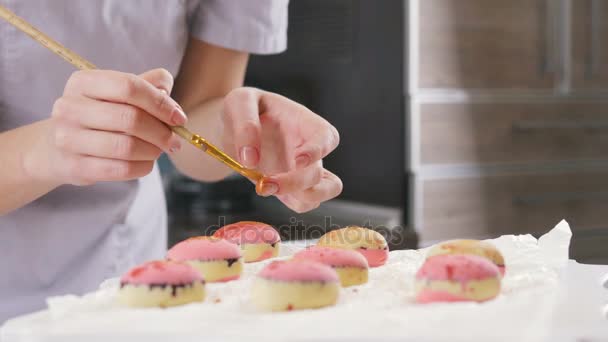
left=221, top=87, right=342, bottom=213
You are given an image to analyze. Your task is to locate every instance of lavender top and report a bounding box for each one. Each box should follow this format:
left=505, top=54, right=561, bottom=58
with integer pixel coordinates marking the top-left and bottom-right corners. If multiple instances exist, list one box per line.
left=0, top=0, right=287, bottom=323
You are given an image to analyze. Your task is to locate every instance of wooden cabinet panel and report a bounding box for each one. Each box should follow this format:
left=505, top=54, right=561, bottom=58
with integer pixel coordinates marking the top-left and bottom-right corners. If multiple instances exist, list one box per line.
left=419, top=0, right=555, bottom=89
left=410, top=1, right=608, bottom=246
left=571, top=0, right=608, bottom=89
left=420, top=103, right=608, bottom=165
left=421, top=171, right=608, bottom=241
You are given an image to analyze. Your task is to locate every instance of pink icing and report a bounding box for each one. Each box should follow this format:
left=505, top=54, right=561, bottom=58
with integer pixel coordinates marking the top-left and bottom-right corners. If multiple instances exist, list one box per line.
left=416, top=254, right=500, bottom=282
left=120, top=260, right=202, bottom=285
left=357, top=248, right=389, bottom=267
left=213, top=221, right=280, bottom=244
left=167, top=236, right=241, bottom=261
left=498, top=265, right=506, bottom=276
left=416, top=290, right=469, bottom=304
left=217, top=275, right=240, bottom=282
left=258, top=260, right=339, bottom=282
left=294, top=246, right=368, bottom=268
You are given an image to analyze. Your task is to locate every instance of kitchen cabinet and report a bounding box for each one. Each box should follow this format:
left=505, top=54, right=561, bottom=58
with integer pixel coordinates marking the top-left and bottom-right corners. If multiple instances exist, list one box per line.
left=419, top=0, right=608, bottom=92
left=407, top=0, right=608, bottom=262
left=420, top=102, right=608, bottom=165
left=418, top=0, right=555, bottom=89
left=421, top=170, right=608, bottom=240
left=571, top=0, right=608, bottom=89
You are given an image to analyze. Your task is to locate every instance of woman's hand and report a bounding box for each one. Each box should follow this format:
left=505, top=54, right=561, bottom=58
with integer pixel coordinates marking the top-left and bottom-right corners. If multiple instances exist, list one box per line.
left=39, top=68, right=183, bottom=186
left=221, top=87, right=343, bottom=213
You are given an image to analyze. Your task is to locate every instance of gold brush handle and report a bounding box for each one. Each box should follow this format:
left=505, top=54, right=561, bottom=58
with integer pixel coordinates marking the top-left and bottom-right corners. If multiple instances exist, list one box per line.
left=0, top=4, right=264, bottom=184
left=171, top=127, right=264, bottom=182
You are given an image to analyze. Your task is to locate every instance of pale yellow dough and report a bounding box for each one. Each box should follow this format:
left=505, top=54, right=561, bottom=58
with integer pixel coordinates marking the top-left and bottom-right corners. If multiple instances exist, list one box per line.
left=118, top=282, right=205, bottom=308
left=186, top=259, right=243, bottom=282
left=317, top=226, right=387, bottom=250
left=426, top=239, right=505, bottom=269
left=334, top=266, right=368, bottom=287
left=415, top=278, right=500, bottom=302
left=241, top=242, right=280, bottom=263
left=251, top=278, right=339, bottom=311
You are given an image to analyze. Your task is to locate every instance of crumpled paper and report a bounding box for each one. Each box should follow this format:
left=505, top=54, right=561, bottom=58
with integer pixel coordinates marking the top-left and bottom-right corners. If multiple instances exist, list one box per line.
left=1, top=220, right=572, bottom=342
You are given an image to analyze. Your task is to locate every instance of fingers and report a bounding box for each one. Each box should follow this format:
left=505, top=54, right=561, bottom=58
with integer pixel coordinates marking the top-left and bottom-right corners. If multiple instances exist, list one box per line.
left=295, top=169, right=343, bottom=204
left=53, top=127, right=162, bottom=161
left=52, top=96, right=181, bottom=153
left=268, top=168, right=343, bottom=214
left=59, top=154, right=155, bottom=185
left=49, top=68, right=182, bottom=186
left=257, top=91, right=340, bottom=169
left=258, top=161, right=324, bottom=197
left=293, top=122, right=340, bottom=169
left=64, top=69, right=187, bottom=127
left=226, top=89, right=342, bottom=212
left=223, top=88, right=262, bottom=168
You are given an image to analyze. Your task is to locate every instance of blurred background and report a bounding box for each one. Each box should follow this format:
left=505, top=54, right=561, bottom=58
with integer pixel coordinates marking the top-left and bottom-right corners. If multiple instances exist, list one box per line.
left=161, top=0, right=608, bottom=264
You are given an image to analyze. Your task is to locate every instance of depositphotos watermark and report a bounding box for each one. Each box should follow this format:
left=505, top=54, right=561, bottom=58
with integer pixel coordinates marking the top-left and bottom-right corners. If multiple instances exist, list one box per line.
left=203, top=216, right=410, bottom=247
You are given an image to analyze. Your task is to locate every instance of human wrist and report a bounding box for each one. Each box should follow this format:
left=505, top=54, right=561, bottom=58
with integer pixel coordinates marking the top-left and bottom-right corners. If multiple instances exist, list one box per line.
left=21, top=120, right=63, bottom=189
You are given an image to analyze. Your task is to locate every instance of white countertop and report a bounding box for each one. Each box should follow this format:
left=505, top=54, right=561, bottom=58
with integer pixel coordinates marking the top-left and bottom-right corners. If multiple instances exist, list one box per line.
left=540, top=261, right=608, bottom=341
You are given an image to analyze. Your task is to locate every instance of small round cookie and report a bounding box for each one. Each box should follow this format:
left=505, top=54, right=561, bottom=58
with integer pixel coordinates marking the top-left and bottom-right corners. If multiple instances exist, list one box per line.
left=213, top=221, right=280, bottom=262
left=415, top=254, right=501, bottom=303
left=426, top=239, right=506, bottom=276
left=251, top=260, right=340, bottom=311
left=317, top=226, right=389, bottom=267
left=118, top=260, right=205, bottom=308
left=293, top=246, right=369, bottom=287
left=167, top=236, right=243, bottom=282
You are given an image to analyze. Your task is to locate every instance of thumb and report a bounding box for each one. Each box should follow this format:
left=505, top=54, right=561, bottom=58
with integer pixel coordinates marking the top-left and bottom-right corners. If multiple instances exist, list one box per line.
left=223, top=88, right=262, bottom=169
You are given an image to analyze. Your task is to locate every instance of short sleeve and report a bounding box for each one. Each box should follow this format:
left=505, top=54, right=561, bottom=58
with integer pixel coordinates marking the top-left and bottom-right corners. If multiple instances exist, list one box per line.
left=189, top=0, right=289, bottom=55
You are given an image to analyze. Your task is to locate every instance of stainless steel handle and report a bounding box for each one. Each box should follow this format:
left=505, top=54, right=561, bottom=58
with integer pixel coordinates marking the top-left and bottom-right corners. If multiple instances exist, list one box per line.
left=512, top=120, right=608, bottom=132
left=514, top=191, right=608, bottom=206
left=586, top=0, right=602, bottom=79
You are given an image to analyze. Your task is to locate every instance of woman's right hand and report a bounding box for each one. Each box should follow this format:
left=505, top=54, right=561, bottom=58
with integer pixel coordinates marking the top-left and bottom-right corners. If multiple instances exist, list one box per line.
left=33, top=68, right=186, bottom=186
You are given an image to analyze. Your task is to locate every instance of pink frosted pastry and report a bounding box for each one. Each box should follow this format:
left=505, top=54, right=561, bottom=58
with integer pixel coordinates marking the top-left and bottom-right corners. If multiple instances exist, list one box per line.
left=213, top=221, right=280, bottom=262
left=293, top=246, right=369, bottom=287
left=251, top=260, right=340, bottom=311
left=415, top=254, right=501, bottom=303
left=317, top=226, right=389, bottom=267
left=426, top=239, right=506, bottom=276
left=167, top=236, right=243, bottom=282
left=118, top=260, right=205, bottom=308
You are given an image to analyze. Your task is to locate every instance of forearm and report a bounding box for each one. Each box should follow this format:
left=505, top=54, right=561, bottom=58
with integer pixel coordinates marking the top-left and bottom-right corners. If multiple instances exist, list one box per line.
left=169, top=38, right=249, bottom=182
left=168, top=97, right=235, bottom=182
left=0, top=120, right=60, bottom=215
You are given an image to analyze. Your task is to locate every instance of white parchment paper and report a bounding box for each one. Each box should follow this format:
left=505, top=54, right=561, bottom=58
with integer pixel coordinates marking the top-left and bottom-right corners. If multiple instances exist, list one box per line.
left=1, top=220, right=573, bottom=342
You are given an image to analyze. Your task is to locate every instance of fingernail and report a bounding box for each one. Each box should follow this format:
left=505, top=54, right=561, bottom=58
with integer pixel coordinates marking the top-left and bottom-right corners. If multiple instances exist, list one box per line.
left=171, top=107, right=188, bottom=126
left=259, top=181, right=279, bottom=197
left=169, top=137, right=182, bottom=153
left=295, top=154, right=311, bottom=169
left=240, top=146, right=259, bottom=168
